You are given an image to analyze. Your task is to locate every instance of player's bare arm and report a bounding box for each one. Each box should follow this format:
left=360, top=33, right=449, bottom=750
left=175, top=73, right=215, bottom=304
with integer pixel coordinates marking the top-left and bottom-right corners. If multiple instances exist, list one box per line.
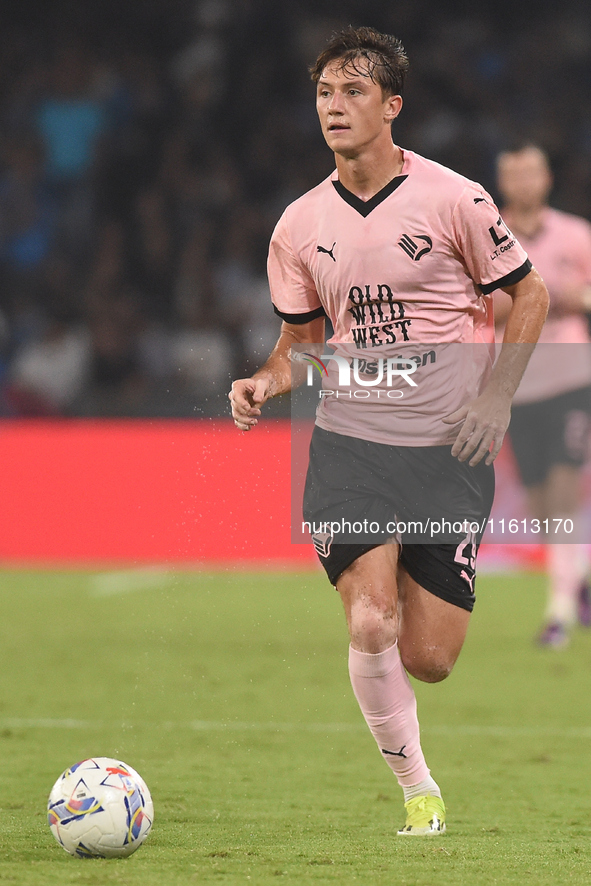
left=229, top=317, right=325, bottom=431
left=495, top=279, right=591, bottom=325
left=445, top=267, right=549, bottom=465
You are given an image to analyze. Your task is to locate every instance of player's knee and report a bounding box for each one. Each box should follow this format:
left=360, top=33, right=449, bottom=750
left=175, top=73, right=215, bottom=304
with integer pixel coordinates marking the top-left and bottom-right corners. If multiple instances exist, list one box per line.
left=348, top=599, right=397, bottom=652
left=401, top=650, right=454, bottom=683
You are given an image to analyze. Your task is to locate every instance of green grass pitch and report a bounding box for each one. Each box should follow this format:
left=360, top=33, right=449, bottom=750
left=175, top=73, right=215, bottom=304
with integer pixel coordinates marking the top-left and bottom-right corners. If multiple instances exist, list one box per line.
left=1, top=567, right=591, bottom=885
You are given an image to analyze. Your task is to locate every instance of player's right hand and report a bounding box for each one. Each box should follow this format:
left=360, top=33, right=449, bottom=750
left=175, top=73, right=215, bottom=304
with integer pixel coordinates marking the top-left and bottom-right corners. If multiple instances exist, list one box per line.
left=229, top=377, right=271, bottom=431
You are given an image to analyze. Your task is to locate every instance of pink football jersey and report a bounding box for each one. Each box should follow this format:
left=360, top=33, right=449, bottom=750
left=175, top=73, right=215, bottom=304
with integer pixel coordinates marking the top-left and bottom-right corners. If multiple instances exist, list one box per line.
left=269, top=149, right=532, bottom=444
left=501, top=207, right=591, bottom=403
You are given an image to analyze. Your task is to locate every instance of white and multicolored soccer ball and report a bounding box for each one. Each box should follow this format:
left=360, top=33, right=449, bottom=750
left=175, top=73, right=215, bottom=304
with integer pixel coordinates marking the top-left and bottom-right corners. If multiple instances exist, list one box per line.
left=47, top=757, right=154, bottom=858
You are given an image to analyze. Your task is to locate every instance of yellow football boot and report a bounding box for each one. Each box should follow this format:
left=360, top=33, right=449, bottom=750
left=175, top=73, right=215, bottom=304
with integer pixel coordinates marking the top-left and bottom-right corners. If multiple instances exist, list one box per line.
left=397, top=794, right=446, bottom=836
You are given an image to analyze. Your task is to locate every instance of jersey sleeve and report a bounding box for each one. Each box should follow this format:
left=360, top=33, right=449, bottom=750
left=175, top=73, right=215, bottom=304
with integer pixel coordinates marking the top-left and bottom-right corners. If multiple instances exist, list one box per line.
left=451, top=183, right=532, bottom=294
left=267, top=212, right=326, bottom=324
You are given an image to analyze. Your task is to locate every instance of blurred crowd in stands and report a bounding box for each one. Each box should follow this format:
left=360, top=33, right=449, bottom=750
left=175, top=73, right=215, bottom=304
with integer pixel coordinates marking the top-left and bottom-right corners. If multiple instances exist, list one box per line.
left=0, top=0, right=590, bottom=416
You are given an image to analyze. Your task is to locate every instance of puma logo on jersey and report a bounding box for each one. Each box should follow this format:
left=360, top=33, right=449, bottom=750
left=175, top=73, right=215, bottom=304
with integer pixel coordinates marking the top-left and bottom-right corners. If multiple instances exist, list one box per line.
left=473, top=197, right=487, bottom=204
left=317, top=241, right=337, bottom=261
left=382, top=745, right=407, bottom=758
left=398, top=234, right=433, bottom=261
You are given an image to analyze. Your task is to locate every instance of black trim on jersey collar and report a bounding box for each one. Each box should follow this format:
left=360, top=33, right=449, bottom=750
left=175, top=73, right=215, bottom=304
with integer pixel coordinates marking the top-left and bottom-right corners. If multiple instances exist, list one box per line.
left=332, top=175, right=408, bottom=217
left=273, top=304, right=327, bottom=324
left=479, top=258, right=532, bottom=295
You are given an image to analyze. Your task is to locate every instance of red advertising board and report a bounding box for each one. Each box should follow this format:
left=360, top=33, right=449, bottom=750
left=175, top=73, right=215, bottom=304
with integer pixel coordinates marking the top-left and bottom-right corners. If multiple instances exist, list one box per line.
left=0, top=418, right=579, bottom=569
left=0, top=419, right=317, bottom=567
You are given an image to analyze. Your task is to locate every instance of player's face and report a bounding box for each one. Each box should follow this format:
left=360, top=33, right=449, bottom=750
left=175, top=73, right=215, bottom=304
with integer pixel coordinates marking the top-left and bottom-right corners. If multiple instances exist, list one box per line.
left=497, top=148, right=552, bottom=210
left=316, top=60, right=402, bottom=158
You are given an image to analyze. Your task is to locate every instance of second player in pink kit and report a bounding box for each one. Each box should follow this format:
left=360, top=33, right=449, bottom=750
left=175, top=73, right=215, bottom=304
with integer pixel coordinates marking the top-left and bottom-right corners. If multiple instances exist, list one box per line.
left=231, top=27, right=549, bottom=835
left=495, top=145, right=591, bottom=647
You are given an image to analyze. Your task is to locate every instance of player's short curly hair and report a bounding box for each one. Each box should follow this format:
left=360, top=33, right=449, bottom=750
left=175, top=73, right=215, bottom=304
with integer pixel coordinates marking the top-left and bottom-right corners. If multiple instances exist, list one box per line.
left=310, top=26, right=409, bottom=97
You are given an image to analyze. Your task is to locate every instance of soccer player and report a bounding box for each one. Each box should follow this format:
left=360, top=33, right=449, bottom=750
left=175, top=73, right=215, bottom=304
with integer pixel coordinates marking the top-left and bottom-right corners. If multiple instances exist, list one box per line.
left=495, top=144, right=591, bottom=647
left=230, top=27, right=549, bottom=834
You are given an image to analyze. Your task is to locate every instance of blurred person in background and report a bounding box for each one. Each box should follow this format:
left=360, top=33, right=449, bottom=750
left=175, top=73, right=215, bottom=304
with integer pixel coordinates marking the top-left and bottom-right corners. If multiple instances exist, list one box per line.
left=213, top=207, right=281, bottom=374
left=0, top=133, right=56, bottom=293
left=171, top=228, right=233, bottom=408
left=495, top=144, right=591, bottom=648
left=0, top=133, right=58, bottom=359
left=36, top=44, right=109, bottom=262
left=79, top=220, right=150, bottom=415
left=7, top=302, right=90, bottom=415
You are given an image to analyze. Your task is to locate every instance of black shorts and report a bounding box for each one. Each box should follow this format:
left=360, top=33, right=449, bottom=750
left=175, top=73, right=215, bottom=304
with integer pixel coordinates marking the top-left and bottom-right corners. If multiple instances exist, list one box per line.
left=509, top=386, right=591, bottom=487
left=303, top=427, right=495, bottom=612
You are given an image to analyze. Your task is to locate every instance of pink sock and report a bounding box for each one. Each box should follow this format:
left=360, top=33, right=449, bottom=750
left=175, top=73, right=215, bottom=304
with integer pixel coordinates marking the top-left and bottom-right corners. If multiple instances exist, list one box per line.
left=348, top=642, right=430, bottom=787
left=546, top=543, right=588, bottom=625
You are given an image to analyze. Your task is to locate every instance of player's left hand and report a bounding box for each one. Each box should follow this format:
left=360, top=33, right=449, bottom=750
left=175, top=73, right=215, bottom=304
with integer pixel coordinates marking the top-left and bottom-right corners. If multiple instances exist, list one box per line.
left=443, top=391, right=512, bottom=466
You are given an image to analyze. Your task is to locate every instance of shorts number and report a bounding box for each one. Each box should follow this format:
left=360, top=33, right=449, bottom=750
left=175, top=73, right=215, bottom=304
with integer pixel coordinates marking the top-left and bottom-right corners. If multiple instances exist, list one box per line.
left=454, top=531, right=477, bottom=571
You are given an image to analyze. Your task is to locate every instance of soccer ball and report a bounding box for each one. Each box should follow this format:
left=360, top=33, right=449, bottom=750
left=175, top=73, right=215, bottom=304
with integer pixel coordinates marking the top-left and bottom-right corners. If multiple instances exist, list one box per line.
left=47, top=757, right=154, bottom=858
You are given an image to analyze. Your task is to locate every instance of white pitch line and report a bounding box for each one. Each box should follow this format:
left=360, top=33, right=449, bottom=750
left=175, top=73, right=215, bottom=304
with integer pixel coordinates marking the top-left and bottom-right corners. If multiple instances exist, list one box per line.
left=430, top=724, right=591, bottom=738
left=3, top=718, right=591, bottom=738
left=89, top=568, right=173, bottom=597
left=186, top=720, right=362, bottom=733
left=0, top=718, right=95, bottom=729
